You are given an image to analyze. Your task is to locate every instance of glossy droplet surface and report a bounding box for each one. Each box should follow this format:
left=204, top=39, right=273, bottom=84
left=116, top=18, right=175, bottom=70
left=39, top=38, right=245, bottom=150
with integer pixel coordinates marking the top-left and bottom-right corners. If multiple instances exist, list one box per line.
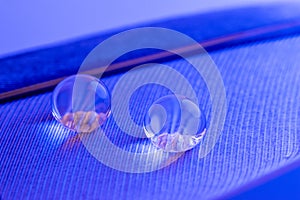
left=52, top=74, right=111, bottom=133
left=143, top=95, right=206, bottom=152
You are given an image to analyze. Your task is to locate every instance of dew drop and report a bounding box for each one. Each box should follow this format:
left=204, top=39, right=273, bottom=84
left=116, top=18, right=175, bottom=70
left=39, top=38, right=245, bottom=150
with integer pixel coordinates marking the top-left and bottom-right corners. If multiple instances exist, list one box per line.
left=143, top=95, right=206, bottom=152
left=52, top=74, right=111, bottom=133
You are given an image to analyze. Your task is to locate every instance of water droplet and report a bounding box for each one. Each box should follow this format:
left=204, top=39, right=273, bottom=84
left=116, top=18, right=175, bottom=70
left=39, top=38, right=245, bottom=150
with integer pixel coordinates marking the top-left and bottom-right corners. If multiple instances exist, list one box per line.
left=52, top=74, right=111, bottom=133
left=143, top=95, right=206, bottom=152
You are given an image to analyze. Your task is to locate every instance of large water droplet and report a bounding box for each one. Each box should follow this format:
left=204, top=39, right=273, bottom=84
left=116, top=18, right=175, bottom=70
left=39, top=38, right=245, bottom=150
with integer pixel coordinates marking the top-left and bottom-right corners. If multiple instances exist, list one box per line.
left=143, top=95, right=206, bottom=152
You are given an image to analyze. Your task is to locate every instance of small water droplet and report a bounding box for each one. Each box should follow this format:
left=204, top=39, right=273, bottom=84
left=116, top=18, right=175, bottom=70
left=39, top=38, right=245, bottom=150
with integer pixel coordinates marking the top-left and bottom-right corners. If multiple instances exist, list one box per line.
left=52, top=74, right=111, bottom=133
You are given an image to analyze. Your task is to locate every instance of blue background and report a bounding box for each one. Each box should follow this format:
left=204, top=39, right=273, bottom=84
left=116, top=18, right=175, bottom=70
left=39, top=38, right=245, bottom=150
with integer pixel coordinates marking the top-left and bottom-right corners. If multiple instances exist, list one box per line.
left=0, top=0, right=297, bottom=58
